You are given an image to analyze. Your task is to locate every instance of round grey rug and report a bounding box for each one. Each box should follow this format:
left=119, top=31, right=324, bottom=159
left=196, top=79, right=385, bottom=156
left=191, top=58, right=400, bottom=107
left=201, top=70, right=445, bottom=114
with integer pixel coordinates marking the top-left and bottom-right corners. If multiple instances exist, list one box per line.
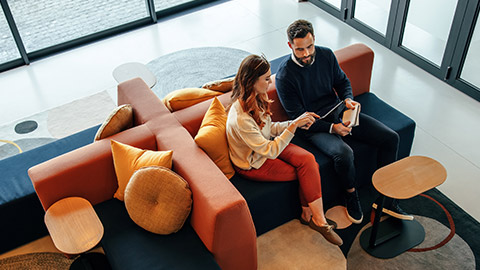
left=146, top=47, right=250, bottom=99
left=347, top=216, right=475, bottom=269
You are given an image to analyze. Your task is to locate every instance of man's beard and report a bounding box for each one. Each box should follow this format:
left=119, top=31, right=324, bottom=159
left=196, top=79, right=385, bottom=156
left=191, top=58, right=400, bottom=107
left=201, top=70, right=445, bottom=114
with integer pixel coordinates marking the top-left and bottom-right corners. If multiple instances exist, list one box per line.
left=295, top=49, right=316, bottom=66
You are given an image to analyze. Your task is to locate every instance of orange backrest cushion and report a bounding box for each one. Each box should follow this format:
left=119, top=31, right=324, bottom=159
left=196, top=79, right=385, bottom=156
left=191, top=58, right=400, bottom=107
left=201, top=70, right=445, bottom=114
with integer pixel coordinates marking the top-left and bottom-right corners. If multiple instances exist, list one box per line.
left=111, top=140, right=173, bottom=201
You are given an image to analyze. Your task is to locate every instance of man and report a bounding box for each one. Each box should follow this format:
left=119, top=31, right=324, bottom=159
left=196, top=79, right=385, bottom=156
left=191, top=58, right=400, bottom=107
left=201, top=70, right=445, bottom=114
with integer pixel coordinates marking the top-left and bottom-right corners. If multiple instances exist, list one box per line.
left=275, top=19, right=412, bottom=224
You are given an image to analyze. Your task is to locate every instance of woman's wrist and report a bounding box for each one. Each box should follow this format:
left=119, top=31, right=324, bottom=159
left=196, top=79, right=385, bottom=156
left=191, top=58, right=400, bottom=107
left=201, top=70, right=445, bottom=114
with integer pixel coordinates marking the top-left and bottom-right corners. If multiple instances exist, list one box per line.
left=287, top=120, right=298, bottom=133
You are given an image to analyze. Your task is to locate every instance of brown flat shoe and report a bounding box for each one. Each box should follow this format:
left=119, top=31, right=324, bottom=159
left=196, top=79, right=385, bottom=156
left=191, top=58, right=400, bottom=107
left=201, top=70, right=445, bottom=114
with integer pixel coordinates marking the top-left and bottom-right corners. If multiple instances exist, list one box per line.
left=299, top=216, right=310, bottom=225
left=308, top=220, right=343, bottom=246
left=300, top=216, right=337, bottom=229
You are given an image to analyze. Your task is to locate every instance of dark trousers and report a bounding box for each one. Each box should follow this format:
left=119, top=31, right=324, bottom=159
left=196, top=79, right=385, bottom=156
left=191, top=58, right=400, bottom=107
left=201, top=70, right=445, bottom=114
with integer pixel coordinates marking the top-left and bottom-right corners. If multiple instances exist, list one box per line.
left=299, top=112, right=399, bottom=190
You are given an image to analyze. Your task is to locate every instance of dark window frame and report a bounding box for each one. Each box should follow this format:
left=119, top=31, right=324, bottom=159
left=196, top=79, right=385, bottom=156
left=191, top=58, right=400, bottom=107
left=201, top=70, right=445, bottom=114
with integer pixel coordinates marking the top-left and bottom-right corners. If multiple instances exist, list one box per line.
left=0, top=0, right=219, bottom=73
left=310, top=0, right=480, bottom=102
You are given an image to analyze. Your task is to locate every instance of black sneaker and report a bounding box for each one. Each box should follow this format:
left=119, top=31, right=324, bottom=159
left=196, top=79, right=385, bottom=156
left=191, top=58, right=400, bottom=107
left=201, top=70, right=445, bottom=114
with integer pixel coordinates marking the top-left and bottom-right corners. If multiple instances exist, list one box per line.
left=345, top=190, right=363, bottom=224
left=372, top=199, right=414, bottom=220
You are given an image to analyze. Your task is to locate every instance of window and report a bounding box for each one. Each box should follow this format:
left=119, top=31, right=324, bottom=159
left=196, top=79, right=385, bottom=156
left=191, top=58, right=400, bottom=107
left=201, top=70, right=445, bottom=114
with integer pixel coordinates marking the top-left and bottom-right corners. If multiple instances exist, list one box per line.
left=401, top=0, right=458, bottom=66
left=324, top=0, right=342, bottom=9
left=0, top=6, right=20, bottom=64
left=155, top=0, right=195, bottom=12
left=311, top=0, right=480, bottom=101
left=460, top=15, right=480, bottom=89
left=8, top=0, right=148, bottom=53
left=353, top=0, right=391, bottom=36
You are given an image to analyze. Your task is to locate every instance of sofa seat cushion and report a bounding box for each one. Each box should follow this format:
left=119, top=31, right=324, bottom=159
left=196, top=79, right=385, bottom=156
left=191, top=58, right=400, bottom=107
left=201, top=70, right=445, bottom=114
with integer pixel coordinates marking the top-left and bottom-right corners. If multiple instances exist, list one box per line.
left=229, top=174, right=300, bottom=236
left=94, top=199, right=220, bottom=270
left=355, top=92, right=415, bottom=159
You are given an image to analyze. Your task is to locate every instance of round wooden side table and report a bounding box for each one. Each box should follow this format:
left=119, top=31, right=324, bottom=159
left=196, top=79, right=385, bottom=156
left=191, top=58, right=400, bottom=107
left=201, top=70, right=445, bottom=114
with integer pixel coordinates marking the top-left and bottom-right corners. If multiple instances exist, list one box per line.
left=360, top=156, right=447, bottom=258
left=45, top=197, right=104, bottom=255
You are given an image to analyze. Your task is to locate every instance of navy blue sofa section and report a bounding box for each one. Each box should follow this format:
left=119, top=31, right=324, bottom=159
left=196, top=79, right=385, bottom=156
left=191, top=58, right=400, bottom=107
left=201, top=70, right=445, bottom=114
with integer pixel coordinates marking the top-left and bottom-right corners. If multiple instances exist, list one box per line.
left=229, top=56, right=416, bottom=236
left=0, top=125, right=100, bottom=253
left=94, top=199, right=220, bottom=270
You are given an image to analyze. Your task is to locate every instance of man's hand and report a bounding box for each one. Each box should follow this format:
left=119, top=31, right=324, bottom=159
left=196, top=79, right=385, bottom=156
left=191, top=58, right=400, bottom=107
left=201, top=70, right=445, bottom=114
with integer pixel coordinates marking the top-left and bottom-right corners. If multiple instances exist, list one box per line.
left=332, top=122, right=352, bottom=136
left=344, top=98, right=359, bottom=110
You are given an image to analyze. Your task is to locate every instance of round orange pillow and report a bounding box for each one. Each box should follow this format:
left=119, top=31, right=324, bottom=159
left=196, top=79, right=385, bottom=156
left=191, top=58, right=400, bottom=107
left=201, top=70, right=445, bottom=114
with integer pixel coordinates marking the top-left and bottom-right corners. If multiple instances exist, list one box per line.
left=124, top=166, right=192, bottom=234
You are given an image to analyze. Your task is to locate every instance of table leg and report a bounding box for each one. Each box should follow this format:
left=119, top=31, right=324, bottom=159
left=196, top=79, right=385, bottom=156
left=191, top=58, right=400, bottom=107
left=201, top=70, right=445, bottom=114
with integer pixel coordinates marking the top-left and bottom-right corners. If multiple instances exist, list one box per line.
left=360, top=196, right=426, bottom=258
left=369, top=195, right=385, bottom=247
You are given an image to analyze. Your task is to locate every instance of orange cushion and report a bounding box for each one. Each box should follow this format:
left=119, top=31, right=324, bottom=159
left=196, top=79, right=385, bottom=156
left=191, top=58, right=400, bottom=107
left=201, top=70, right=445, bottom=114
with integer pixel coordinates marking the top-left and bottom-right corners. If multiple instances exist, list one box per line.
left=194, top=97, right=235, bottom=179
left=125, top=166, right=192, bottom=234
left=201, top=77, right=234, bottom=93
left=110, top=140, right=173, bottom=201
left=94, top=104, right=133, bottom=141
left=162, top=88, right=223, bottom=112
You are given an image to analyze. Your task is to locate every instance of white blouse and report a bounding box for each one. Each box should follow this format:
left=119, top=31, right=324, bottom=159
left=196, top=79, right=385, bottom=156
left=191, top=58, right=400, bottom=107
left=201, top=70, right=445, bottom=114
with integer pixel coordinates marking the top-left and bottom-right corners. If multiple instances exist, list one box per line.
left=226, top=100, right=294, bottom=170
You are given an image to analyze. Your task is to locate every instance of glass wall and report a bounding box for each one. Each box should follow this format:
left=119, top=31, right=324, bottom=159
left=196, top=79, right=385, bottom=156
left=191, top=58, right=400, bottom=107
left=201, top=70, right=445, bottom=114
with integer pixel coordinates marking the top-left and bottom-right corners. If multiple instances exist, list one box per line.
left=0, top=0, right=217, bottom=72
left=0, top=7, right=20, bottom=64
left=155, top=0, right=194, bottom=12
left=401, top=0, right=458, bottom=66
left=460, top=15, right=480, bottom=89
left=8, top=0, right=148, bottom=53
left=323, top=0, right=342, bottom=10
left=311, top=0, right=480, bottom=101
left=353, top=0, right=391, bottom=36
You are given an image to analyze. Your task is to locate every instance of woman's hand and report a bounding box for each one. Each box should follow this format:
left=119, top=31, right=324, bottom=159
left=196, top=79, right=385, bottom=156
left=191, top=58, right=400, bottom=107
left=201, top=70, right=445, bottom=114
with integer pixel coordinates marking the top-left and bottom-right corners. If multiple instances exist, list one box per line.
left=288, top=112, right=320, bottom=133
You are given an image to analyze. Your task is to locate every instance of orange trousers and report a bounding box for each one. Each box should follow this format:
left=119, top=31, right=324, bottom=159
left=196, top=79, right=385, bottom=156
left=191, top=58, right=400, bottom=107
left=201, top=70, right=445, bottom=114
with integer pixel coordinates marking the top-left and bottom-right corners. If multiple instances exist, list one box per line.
left=235, top=143, right=322, bottom=206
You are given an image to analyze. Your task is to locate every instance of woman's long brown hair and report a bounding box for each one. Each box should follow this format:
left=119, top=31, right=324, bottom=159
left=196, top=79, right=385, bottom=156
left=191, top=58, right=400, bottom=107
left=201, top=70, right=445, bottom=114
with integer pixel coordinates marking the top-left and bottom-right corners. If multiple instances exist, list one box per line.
left=230, top=54, right=272, bottom=129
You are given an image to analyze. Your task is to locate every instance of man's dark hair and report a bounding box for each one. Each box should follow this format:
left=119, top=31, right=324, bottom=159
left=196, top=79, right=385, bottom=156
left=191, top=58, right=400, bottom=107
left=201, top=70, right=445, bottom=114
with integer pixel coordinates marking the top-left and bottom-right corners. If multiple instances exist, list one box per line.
left=287, top=19, right=314, bottom=43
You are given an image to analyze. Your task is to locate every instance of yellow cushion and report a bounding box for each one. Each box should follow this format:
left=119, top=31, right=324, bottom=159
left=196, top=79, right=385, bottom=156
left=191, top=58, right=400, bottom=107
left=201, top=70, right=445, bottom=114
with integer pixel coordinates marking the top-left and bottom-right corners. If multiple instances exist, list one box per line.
left=194, top=97, right=235, bottom=179
left=124, top=166, right=192, bottom=235
left=201, top=77, right=234, bottom=93
left=111, top=140, right=173, bottom=201
left=94, top=104, right=133, bottom=141
left=162, top=87, right=223, bottom=112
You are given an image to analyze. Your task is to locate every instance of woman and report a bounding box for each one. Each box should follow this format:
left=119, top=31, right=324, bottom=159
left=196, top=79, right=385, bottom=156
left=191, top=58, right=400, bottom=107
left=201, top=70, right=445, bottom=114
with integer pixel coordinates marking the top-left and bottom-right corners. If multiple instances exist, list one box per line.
left=226, top=54, right=342, bottom=246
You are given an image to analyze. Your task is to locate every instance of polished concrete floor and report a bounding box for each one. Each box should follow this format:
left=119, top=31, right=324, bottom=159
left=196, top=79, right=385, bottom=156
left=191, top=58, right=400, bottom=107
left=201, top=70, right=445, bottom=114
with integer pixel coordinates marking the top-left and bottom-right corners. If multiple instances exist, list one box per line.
left=0, top=0, right=479, bottom=223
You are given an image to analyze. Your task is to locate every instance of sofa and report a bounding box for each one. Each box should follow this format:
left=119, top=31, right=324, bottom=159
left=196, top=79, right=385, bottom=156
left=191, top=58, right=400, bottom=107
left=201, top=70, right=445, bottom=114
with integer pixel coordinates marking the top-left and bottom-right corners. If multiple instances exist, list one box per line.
left=172, top=43, right=416, bottom=235
left=27, top=43, right=415, bottom=269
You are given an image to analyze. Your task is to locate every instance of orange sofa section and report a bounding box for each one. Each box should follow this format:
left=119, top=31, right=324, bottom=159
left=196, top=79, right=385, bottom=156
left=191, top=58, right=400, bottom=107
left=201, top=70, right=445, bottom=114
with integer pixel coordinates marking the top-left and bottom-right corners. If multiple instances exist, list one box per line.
left=29, top=78, right=257, bottom=270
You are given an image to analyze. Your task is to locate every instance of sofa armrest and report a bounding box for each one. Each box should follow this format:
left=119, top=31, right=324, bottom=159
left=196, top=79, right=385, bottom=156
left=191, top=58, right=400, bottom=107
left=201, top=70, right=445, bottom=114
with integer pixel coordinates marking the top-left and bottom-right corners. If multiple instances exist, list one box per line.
left=146, top=116, right=257, bottom=270
left=117, top=78, right=171, bottom=126
left=28, top=124, right=157, bottom=211
left=334, top=43, right=374, bottom=97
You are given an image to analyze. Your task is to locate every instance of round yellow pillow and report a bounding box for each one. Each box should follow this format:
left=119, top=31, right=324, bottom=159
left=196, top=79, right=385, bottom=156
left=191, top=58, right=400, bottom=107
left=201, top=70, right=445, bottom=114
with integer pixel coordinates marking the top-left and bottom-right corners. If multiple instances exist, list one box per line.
left=124, top=166, right=192, bottom=234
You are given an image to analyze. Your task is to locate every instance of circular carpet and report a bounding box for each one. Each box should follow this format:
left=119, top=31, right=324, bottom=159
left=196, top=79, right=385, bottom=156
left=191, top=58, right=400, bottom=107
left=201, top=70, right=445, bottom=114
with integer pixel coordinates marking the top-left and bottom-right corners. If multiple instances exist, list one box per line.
left=0, top=252, right=73, bottom=269
left=346, top=215, right=475, bottom=269
left=146, top=47, right=251, bottom=99
left=257, top=220, right=346, bottom=270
